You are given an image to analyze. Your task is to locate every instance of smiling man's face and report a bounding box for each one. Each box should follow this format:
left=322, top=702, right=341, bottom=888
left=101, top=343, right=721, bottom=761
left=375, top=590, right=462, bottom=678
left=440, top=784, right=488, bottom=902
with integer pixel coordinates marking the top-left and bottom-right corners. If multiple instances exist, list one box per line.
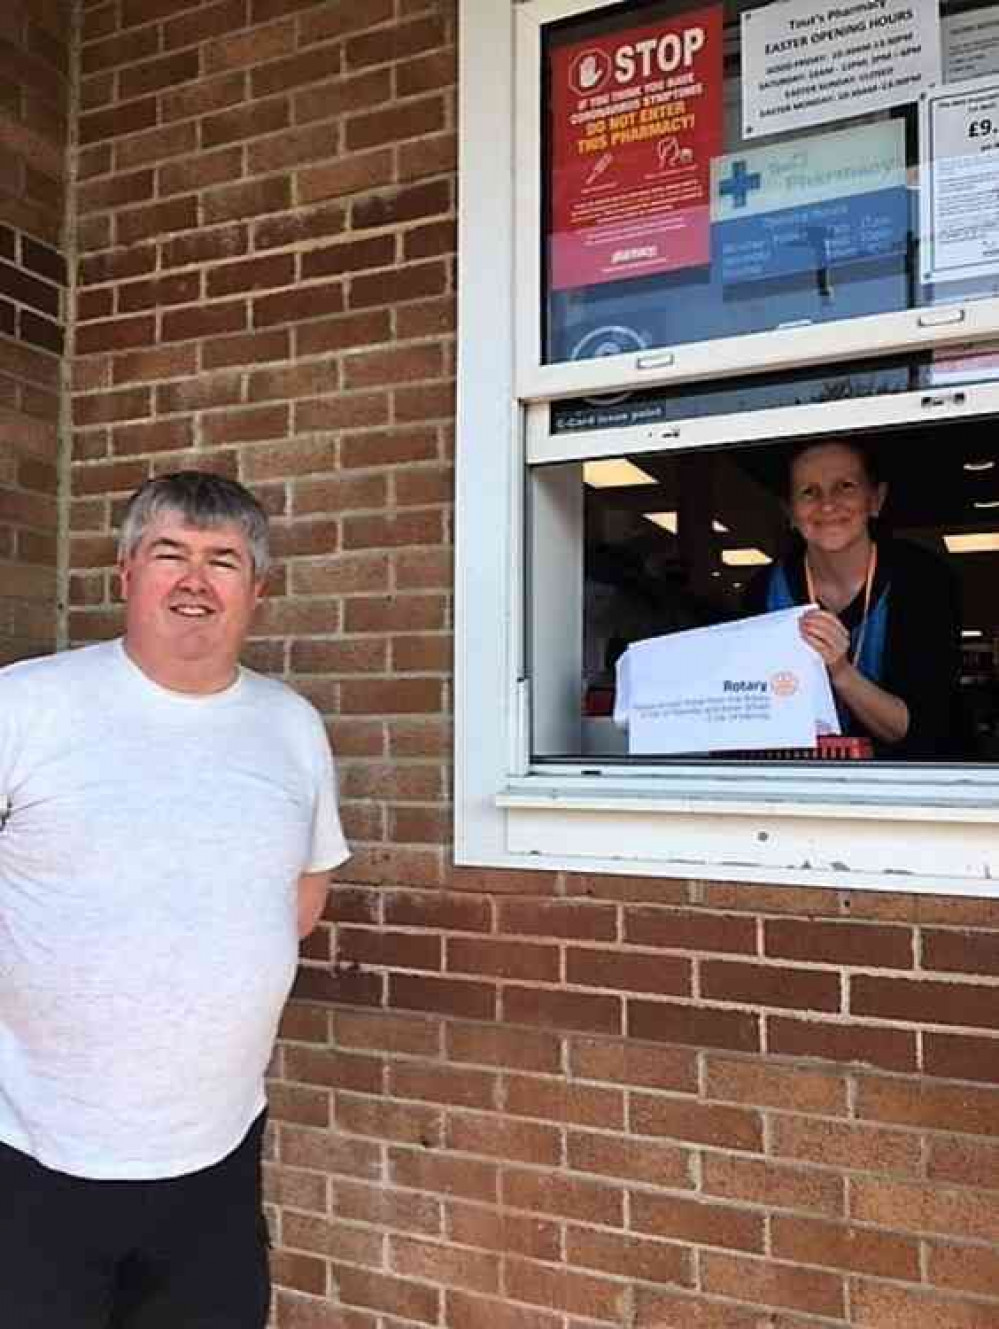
left=119, top=515, right=263, bottom=694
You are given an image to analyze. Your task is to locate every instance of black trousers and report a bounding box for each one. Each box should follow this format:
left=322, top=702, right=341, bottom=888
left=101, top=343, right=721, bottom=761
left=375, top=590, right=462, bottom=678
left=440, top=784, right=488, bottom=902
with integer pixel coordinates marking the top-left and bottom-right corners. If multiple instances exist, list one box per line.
left=0, top=1113, right=270, bottom=1329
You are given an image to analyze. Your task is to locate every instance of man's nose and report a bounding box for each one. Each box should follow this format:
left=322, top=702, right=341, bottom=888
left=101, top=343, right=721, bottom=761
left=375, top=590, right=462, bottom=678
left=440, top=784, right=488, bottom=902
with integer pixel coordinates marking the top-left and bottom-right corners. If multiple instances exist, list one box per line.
left=177, top=561, right=210, bottom=588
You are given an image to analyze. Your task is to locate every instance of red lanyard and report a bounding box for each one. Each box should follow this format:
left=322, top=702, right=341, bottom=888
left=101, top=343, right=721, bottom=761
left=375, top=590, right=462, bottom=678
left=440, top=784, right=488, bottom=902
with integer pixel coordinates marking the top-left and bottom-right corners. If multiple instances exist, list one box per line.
left=804, top=542, right=877, bottom=669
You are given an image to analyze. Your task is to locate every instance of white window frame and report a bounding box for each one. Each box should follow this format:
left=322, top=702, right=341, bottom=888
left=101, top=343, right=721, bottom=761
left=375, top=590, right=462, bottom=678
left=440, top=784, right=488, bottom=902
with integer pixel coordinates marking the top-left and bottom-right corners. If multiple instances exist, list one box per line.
left=455, top=0, right=999, bottom=896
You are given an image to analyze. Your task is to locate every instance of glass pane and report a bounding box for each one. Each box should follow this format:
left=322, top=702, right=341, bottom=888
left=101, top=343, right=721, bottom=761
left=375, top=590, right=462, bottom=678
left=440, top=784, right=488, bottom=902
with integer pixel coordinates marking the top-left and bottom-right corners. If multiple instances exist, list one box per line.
left=542, top=0, right=999, bottom=366
left=530, top=416, right=999, bottom=762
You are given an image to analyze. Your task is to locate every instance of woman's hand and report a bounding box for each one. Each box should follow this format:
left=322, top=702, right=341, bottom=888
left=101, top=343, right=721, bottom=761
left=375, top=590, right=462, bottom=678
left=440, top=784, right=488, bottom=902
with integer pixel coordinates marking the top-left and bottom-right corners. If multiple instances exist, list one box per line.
left=799, top=608, right=851, bottom=677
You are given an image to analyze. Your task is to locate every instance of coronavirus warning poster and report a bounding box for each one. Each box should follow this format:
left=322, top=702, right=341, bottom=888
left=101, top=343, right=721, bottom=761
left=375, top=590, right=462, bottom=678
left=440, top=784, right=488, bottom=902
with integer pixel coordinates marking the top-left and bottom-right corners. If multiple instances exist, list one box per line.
left=547, top=5, right=723, bottom=291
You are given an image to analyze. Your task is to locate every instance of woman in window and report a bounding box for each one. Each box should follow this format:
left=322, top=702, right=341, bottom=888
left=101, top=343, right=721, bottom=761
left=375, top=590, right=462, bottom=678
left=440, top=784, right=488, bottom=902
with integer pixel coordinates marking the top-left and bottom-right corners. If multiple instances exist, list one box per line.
left=744, top=439, right=962, bottom=758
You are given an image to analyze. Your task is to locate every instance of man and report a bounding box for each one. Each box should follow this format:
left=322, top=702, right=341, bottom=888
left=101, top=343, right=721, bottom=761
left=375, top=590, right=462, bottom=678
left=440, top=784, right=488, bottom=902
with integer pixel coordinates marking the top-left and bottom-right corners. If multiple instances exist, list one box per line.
left=0, top=471, right=348, bottom=1327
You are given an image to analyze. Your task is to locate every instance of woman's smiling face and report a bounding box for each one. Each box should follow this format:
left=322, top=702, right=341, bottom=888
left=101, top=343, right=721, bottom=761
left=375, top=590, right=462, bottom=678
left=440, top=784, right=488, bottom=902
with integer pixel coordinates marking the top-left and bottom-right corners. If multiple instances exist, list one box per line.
left=789, top=442, right=885, bottom=558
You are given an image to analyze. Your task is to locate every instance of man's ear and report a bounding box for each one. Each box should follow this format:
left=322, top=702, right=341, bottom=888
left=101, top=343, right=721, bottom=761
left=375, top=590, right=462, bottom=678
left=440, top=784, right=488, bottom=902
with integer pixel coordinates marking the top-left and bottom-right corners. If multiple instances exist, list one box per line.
left=118, top=561, right=131, bottom=599
left=873, top=481, right=888, bottom=517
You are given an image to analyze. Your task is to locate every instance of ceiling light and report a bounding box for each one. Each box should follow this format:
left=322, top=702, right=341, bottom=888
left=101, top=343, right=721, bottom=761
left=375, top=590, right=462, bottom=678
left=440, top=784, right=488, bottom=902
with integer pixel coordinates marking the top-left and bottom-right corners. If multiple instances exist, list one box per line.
left=722, top=547, right=772, bottom=566
left=584, top=459, right=657, bottom=488
left=962, top=629, right=984, bottom=638
left=964, top=460, right=995, bottom=472
left=944, top=532, right=999, bottom=553
left=644, top=510, right=678, bottom=533
left=973, top=499, right=999, bottom=510
left=712, top=519, right=730, bottom=533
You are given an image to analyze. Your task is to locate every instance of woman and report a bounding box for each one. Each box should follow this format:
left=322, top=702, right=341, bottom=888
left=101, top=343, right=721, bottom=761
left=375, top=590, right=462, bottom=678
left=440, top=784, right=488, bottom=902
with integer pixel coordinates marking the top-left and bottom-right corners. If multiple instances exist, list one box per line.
left=744, top=439, right=961, bottom=758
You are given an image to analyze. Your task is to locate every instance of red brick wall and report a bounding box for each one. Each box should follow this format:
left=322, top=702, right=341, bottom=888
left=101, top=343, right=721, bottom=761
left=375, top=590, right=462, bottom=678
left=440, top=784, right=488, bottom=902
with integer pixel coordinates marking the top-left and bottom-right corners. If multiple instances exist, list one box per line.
left=68, top=3, right=999, bottom=1328
left=0, top=1, right=70, bottom=662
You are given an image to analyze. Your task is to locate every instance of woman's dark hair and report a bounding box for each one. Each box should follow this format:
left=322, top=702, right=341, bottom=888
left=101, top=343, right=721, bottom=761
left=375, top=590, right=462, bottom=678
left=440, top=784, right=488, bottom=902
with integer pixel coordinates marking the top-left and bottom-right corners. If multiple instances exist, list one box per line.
left=785, top=438, right=883, bottom=496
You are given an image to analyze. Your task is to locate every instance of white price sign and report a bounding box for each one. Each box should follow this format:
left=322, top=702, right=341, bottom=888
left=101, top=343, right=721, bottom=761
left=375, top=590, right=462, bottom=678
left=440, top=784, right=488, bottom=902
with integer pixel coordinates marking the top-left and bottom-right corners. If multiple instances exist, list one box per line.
left=920, top=78, right=999, bottom=284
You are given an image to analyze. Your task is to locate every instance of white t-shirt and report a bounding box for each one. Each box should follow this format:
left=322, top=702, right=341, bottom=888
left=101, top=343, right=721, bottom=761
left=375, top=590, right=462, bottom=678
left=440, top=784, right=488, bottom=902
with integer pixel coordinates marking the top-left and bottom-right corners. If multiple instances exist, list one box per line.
left=0, top=640, right=349, bottom=1180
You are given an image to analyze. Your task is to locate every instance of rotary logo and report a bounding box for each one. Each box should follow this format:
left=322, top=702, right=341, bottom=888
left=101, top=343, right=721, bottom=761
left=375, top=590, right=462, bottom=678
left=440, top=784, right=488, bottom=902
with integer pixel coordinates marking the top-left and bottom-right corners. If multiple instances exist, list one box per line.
left=770, top=670, right=800, bottom=698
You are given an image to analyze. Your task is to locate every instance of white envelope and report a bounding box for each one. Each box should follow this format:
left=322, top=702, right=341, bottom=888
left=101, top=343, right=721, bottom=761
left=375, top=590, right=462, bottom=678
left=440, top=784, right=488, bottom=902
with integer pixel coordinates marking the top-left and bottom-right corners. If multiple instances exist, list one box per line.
left=615, top=607, right=840, bottom=755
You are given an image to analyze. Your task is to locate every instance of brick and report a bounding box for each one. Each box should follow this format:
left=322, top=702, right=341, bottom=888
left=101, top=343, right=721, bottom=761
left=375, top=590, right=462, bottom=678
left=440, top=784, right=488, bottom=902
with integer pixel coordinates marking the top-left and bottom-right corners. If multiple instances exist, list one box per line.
left=389, top=974, right=495, bottom=1022
left=770, top=1215, right=920, bottom=1279
left=397, top=48, right=458, bottom=99
left=770, top=1116, right=922, bottom=1176
left=298, top=0, right=394, bottom=45
left=0, top=263, right=59, bottom=317
left=120, top=49, right=200, bottom=100
left=113, top=418, right=194, bottom=457
left=278, top=1124, right=381, bottom=1180
left=291, top=639, right=387, bottom=675
left=566, top=1130, right=693, bottom=1189
left=702, top=1153, right=845, bottom=1217
left=331, top=1264, right=438, bottom=1323
left=252, top=46, right=343, bottom=98
left=351, top=179, right=451, bottom=231
left=336, top=1093, right=443, bottom=1149
left=631, top=1192, right=765, bottom=1253
left=256, top=281, right=345, bottom=329
left=249, top=122, right=336, bottom=176
left=389, top=1234, right=500, bottom=1296
left=118, top=272, right=201, bottom=313
left=113, top=344, right=197, bottom=385
left=303, top=236, right=397, bottom=282
left=446, top=1113, right=561, bottom=1166
left=503, top=987, right=620, bottom=1037
left=77, top=168, right=156, bottom=214
left=448, top=938, right=558, bottom=984
left=351, top=260, right=447, bottom=310
left=389, top=1063, right=496, bottom=1112
left=156, top=373, right=242, bottom=414
left=504, top=1076, right=624, bottom=1130
left=568, top=1036, right=697, bottom=1093
left=405, top=219, right=457, bottom=261
left=295, top=68, right=391, bottom=124
left=263, top=1162, right=327, bottom=1213
left=80, top=96, right=158, bottom=147
left=345, top=16, right=447, bottom=72
left=269, top=1249, right=326, bottom=1298
left=631, top=1095, right=762, bottom=1152
left=447, top=1291, right=559, bottom=1329
left=344, top=344, right=444, bottom=391
left=445, top=1024, right=559, bottom=1074
left=851, top=974, right=999, bottom=1028
left=390, top=635, right=450, bottom=674
left=340, top=427, right=439, bottom=468
left=204, top=20, right=296, bottom=75
left=296, top=309, right=390, bottom=358
left=928, top=1241, right=999, bottom=1299
left=333, top=1004, right=438, bottom=1057
left=705, top=1054, right=848, bottom=1115
left=850, top=1281, right=999, bottom=1328
left=116, top=122, right=198, bottom=172
left=629, top=1000, right=761, bottom=1055
left=202, top=328, right=288, bottom=370
left=925, top=1031, right=999, bottom=1083
left=79, top=249, right=156, bottom=291
left=768, top=1016, right=917, bottom=1073
left=291, top=553, right=390, bottom=597
left=204, top=175, right=291, bottom=225
left=81, top=26, right=158, bottom=77
left=116, top=196, right=198, bottom=247
left=501, top=1256, right=626, bottom=1321
left=767, top=917, right=915, bottom=968
left=497, top=900, right=616, bottom=942
left=162, top=0, right=244, bottom=49
left=633, top=1289, right=819, bottom=1329
left=268, top=1082, right=330, bottom=1128
left=566, top=947, right=691, bottom=997
left=501, top=1168, right=622, bottom=1226
left=337, top=923, right=440, bottom=971
left=447, top=1201, right=560, bottom=1262
left=161, top=224, right=249, bottom=270
left=298, top=149, right=396, bottom=205
left=329, top=1177, right=441, bottom=1235
left=75, top=310, right=153, bottom=353
left=923, top=928, right=999, bottom=977
left=205, top=255, right=294, bottom=300
left=702, top=1253, right=844, bottom=1319
left=161, top=301, right=247, bottom=343
left=390, top=1146, right=497, bottom=1203
left=702, top=960, right=841, bottom=1012
left=341, top=511, right=443, bottom=551
left=159, top=147, right=244, bottom=197
left=161, top=71, right=245, bottom=124
left=851, top=1176, right=999, bottom=1243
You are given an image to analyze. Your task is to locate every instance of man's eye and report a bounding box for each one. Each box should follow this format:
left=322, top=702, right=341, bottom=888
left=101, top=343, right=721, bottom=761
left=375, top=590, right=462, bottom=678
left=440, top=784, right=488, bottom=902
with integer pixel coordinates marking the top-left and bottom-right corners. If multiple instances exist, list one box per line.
left=210, top=559, right=238, bottom=570
left=155, top=552, right=183, bottom=561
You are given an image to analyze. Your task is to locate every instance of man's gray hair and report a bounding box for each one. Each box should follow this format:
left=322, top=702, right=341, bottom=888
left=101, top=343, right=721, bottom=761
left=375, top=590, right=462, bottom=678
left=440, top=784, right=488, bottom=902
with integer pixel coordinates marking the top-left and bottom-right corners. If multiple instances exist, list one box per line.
left=118, top=471, right=272, bottom=578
